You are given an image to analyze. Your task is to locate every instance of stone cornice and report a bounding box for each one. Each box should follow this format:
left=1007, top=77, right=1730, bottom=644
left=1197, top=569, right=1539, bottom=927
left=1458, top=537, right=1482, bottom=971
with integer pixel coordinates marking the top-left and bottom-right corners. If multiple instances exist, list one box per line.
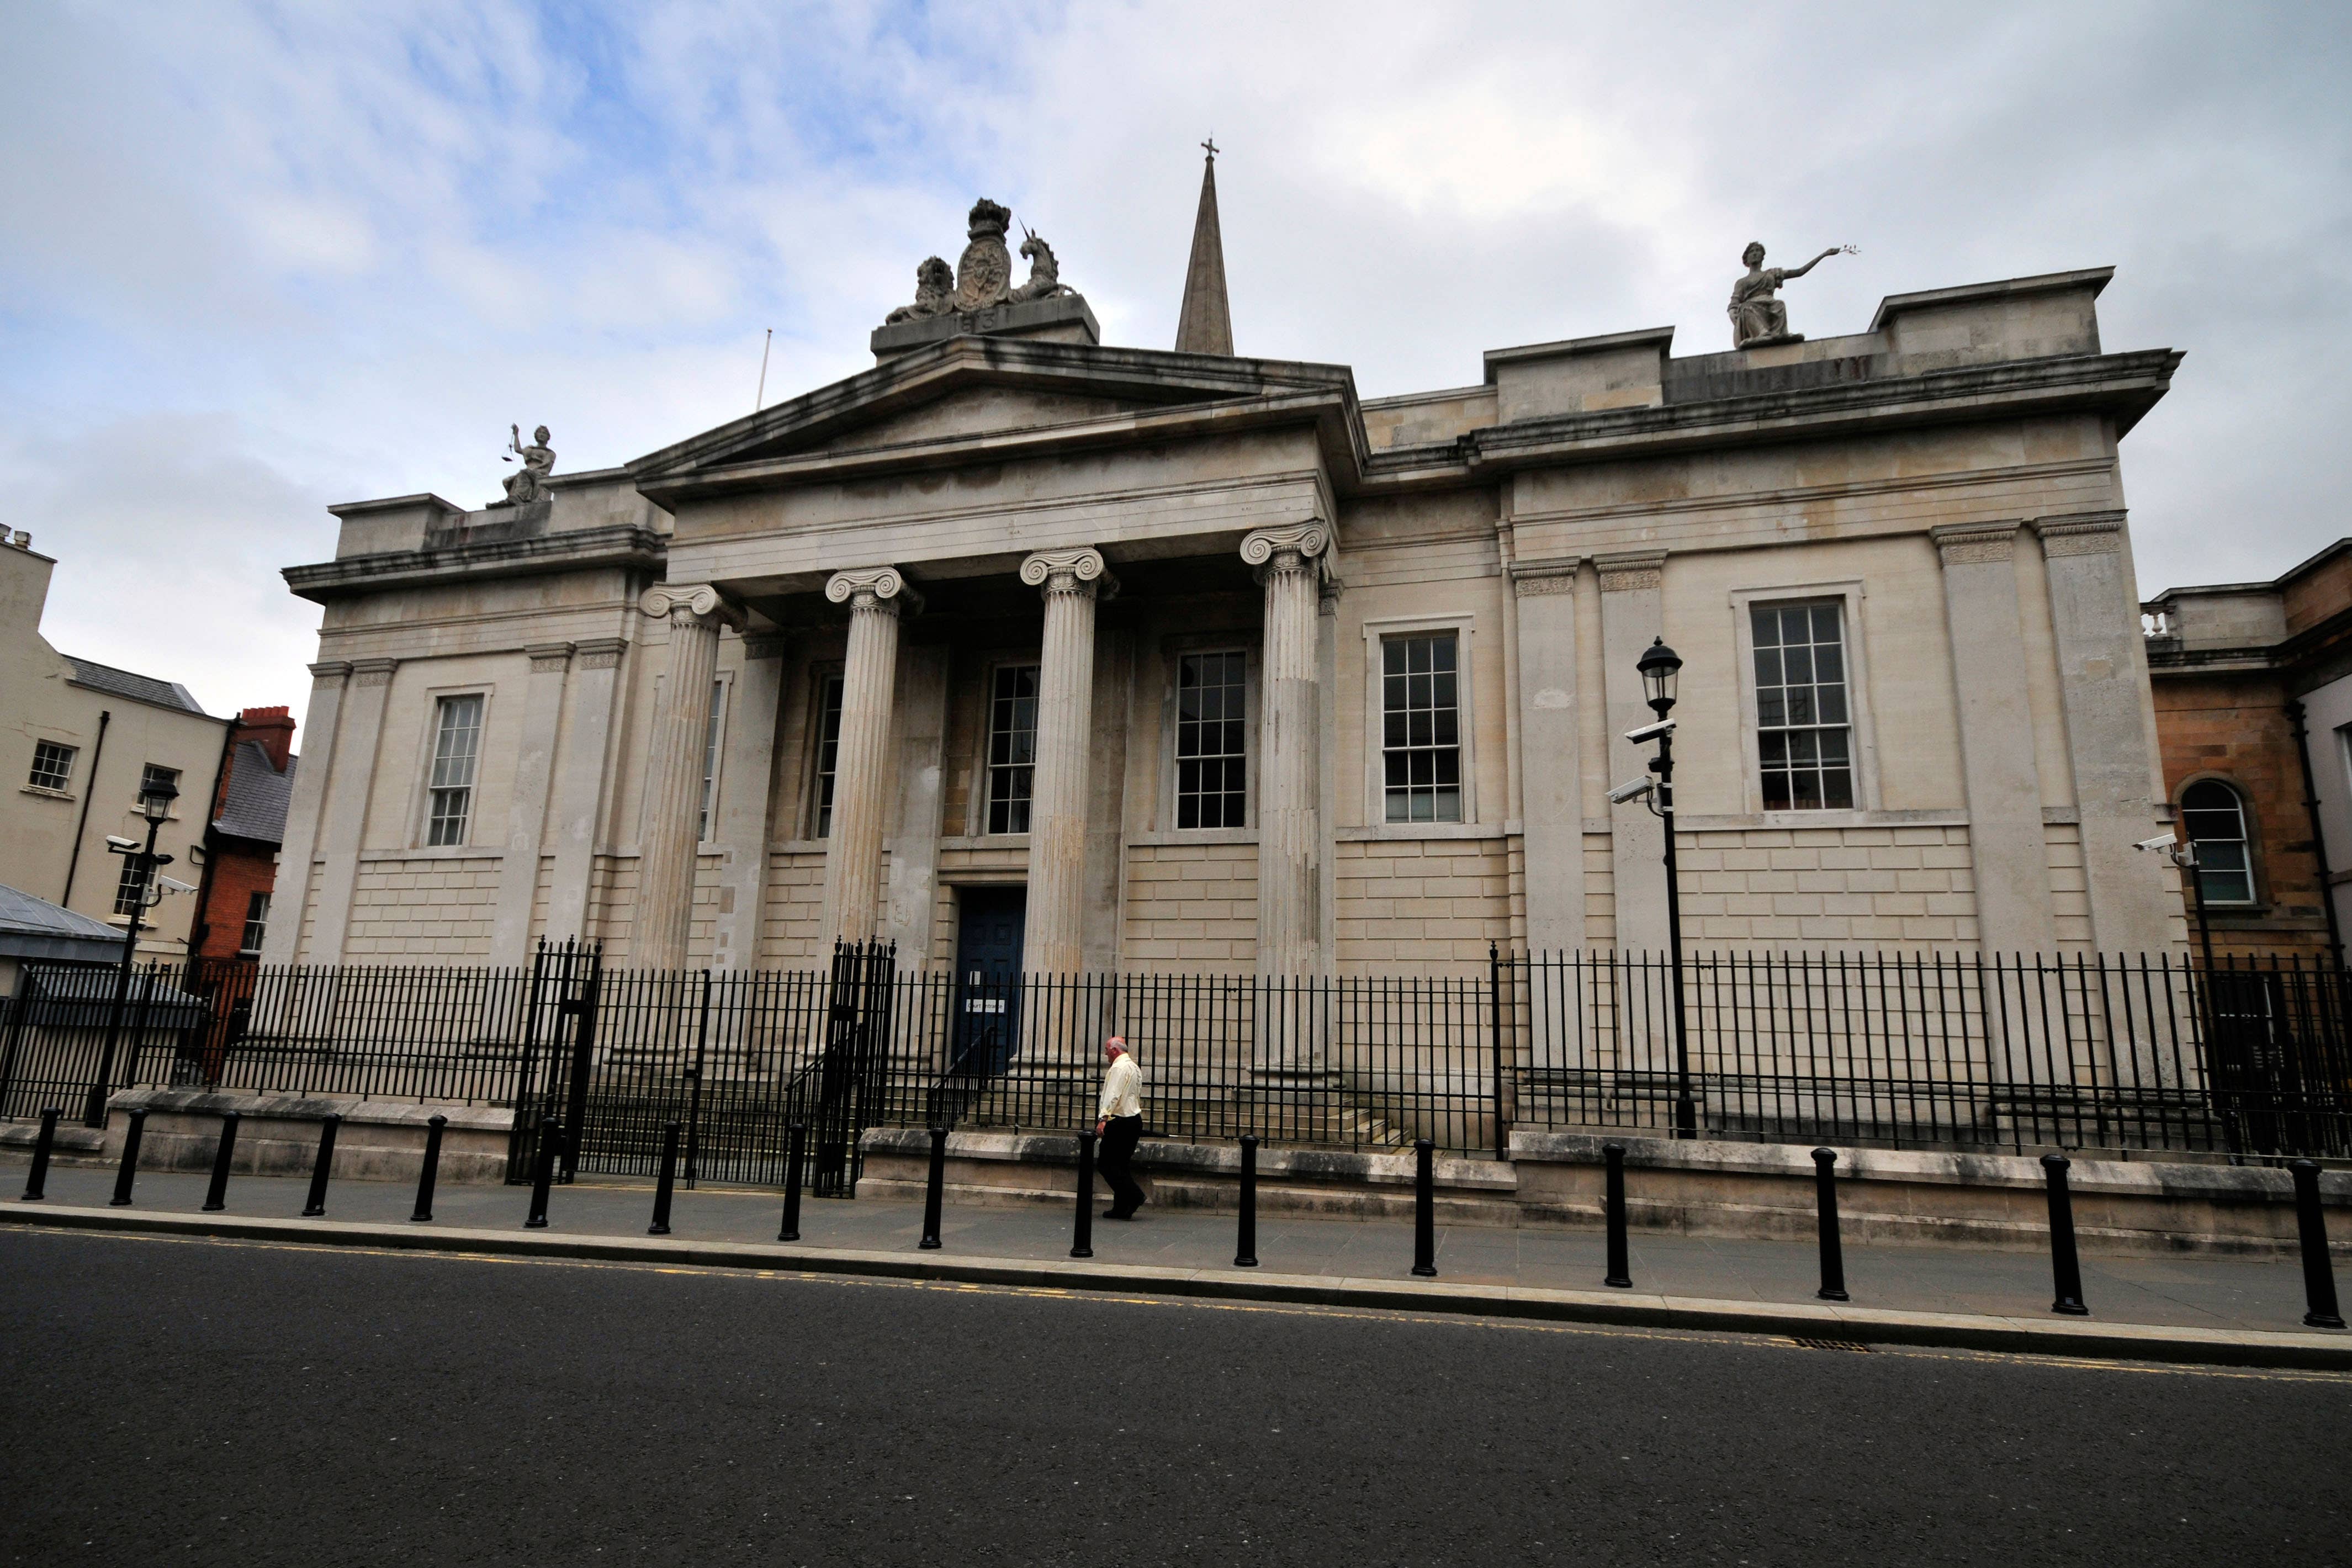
left=1931, top=520, right=2023, bottom=566
left=284, top=525, right=665, bottom=605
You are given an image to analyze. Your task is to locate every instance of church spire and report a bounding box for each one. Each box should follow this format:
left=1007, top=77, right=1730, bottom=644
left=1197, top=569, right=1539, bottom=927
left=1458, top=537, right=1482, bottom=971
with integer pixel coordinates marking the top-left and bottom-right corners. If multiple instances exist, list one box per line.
left=1174, top=138, right=1233, bottom=356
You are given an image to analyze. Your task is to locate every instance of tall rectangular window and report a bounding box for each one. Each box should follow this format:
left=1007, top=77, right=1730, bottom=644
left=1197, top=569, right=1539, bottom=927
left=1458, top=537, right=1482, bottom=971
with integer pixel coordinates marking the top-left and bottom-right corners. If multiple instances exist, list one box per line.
left=426, top=693, right=484, bottom=846
left=1753, top=601, right=1854, bottom=811
left=1175, top=651, right=1248, bottom=829
left=239, top=891, right=271, bottom=956
left=1381, top=633, right=1463, bottom=823
left=113, top=856, right=150, bottom=917
left=697, top=679, right=727, bottom=842
left=28, top=740, right=75, bottom=792
left=985, top=664, right=1041, bottom=835
left=812, top=673, right=845, bottom=838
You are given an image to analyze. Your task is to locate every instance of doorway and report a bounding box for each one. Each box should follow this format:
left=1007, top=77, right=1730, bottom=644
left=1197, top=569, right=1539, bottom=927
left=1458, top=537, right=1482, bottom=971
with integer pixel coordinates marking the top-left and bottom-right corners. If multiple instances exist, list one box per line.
left=952, top=886, right=1025, bottom=1074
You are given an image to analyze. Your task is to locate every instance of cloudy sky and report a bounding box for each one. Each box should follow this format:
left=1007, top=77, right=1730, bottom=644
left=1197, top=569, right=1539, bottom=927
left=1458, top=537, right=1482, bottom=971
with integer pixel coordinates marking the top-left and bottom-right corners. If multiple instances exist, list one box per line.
left=4, top=2, right=2348, bottom=731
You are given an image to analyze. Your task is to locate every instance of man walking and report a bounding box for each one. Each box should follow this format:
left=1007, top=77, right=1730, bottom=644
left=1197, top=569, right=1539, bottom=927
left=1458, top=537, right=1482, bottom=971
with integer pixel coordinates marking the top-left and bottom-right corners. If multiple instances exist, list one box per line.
left=1095, top=1036, right=1146, bottom=1220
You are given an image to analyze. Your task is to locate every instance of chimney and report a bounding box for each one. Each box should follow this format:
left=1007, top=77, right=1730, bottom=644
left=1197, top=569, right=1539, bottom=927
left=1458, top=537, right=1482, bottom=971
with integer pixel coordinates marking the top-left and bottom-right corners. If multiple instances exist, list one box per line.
left=236, top=706, right=298, bottom=771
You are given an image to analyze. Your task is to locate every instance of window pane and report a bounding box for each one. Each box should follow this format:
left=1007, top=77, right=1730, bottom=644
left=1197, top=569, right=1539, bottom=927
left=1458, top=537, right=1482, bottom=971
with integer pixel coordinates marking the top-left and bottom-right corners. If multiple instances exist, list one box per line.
left=814, top=674, right=845, bottom=838
left=28, top=741, right=75, bottom=792
left=1174, top=652, right=1248, bottom=831
left=987, top=664, right=1041, bottom=835
left=426, top=695, right=483, bottom=845
left=1380, top=632, right=1464, bottom=823
left=1751, top=600, right=1854, bottom=814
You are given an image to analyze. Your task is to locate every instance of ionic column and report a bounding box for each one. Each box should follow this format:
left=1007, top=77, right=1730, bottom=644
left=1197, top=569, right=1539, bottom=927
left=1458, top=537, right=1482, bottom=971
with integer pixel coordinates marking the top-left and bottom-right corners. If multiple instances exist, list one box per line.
left=635, top=584, right=743, bottom=970
left=1019, top=548, right=1115, bottom=976
left=819, top=566, right=919, bottom=947
left=1243, top=522, right=1331, bottom=979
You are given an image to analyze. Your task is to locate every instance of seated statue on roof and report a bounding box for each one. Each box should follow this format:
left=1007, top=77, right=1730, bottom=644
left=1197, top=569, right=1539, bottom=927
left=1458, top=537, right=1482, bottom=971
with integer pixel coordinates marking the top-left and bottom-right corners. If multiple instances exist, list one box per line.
left=501, top=424, right=555, bottom=505
left=1728, top=241, right=1855, bottom=348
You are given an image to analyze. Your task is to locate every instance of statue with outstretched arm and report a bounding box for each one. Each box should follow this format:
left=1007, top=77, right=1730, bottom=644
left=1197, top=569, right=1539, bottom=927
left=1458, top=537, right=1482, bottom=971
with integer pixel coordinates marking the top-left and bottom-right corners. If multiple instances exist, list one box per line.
left=1729, top=242, right=1854, bottom=347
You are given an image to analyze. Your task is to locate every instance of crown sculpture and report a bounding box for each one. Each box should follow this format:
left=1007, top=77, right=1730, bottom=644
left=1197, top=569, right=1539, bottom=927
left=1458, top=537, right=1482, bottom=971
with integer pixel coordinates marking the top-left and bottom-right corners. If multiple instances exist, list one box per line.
left=883, top=197, right=1078, bottom=327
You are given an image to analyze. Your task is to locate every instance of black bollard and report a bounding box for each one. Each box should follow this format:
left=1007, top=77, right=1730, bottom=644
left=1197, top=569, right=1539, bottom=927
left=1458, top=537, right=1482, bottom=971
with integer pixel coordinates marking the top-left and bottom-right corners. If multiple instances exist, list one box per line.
left=649, top=1120, right=680, bottom=1236
left=1235, top=1133, right=1259, bottom=1268
left=410, top=1114, right=446, bottom=1222
left=20, top=1107, right=61, bottom=1201
left=1811, top=1147, right=1849, bottom=1302
left=1072, top=1130, right=1096, bottom=1259
left=301, top=1114, right=341, bottom=1217
left=201, top=1111, right=240, bottom=1212
left=110, top=1108, right=147, bottom=1206
left=1603, top=1142, right=1632, bottom=1288
left=920, top=1125, right=946, bottom=1250
left=777, top=1121, right=807, bottom=1243
left=2290, top=1158, right=2345, bottom=1329
left=2041, top=1153, right=2089, bottom=1316
left=1411, top=1138, right=1437, bottom=1278
left=525, top=1116, right=558, bottom=1229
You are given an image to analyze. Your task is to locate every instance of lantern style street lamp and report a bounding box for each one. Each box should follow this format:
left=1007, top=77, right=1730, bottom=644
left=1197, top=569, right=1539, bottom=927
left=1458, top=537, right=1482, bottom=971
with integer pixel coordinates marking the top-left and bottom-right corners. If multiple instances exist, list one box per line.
left=1631, top=637, right=1697, bottom=1138
left=85, top=777, right=178, bottom=1127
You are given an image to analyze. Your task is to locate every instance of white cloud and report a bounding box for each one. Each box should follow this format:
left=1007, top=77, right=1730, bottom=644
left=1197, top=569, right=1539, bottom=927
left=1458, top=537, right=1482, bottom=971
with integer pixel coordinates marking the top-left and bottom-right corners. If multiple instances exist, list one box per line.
left=1, top=0, right=2347, bottom=734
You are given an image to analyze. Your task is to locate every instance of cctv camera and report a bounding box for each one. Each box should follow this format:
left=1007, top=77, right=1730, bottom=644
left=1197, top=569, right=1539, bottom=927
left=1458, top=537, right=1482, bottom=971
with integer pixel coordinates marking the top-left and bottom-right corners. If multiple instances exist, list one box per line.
left=1623, top=718, right=1676, bottom=745
left=1608, top=777, right=1655, bottom=806
left=157, top=876, right=197, bottom=896
left=105, top=835, right=139, bottom=852
left=2133, top=834, right=2178, bottom=853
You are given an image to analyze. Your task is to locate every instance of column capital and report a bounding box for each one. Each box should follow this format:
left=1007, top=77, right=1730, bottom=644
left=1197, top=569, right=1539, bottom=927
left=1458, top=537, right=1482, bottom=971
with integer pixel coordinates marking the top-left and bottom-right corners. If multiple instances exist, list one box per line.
left=2032, top=511, right=2127, bottom=558
left=1509, top=557, right=1582, bottom=596
left=526, top=642, right=575, bottom=672
left=308, top=660, right=355, bottom=684
left=349, top=657, right=400, bottom=688
left=573, top=637, right=628, bottom=670
left=1020, top=547, right=1117, bottom=602
left=1931, top=521, right=2022, bottom=566
left=641, top=582, right=748, bottom=630
left=1241, top=521, right=1331, bottom=580
left=825, top=565, right=924, bottom=617
left=1595, top=550, right=1666, bottom=594
left=741, top=632, right=792, bottom=661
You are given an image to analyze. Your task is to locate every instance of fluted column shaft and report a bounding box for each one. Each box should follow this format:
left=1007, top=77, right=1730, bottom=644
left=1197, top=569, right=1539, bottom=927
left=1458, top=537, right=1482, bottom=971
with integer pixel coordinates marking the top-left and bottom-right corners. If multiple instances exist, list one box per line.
left=1244, top=523, right=1330, bottom=980
left=635, top=585, right=735, bottom=970
left=820, top=568, right=915, bottom=947
left=1020, top=548, right=1112, bottom=976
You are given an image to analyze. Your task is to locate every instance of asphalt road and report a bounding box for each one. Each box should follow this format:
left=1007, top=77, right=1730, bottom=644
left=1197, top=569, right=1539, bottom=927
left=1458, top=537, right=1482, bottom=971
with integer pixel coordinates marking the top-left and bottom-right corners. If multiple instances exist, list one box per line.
left=2, top=1229, right=2346, bottom=1567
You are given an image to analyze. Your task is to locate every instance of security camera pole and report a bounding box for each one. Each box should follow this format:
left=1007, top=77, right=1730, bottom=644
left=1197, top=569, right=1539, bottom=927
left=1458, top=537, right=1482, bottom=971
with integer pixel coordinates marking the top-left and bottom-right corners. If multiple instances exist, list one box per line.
left=1634, top=637, right=1697, bottom=1139
left=86, top=777, right=178, bottom=1127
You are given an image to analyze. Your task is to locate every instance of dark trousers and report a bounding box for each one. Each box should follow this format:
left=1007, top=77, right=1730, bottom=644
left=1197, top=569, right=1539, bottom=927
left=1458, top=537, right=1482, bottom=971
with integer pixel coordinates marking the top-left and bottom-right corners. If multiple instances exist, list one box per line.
left=1099, top=1114, right=1145, bottom=1215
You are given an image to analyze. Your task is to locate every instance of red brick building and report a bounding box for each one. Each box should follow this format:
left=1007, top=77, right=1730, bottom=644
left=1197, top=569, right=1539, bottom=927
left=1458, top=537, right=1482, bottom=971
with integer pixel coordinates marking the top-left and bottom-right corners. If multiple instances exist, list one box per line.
left=189, top=707, right=298, bottom=963
left=2142, top=542, right=2352, bottom=963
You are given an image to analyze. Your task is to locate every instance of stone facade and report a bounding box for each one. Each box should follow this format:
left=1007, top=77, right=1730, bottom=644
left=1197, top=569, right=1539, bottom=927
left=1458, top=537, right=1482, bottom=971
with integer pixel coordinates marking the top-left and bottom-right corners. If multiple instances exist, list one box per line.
left=268, top=262, right=2190, bottom=975
left=2143, top=541, right=2352, bottom=961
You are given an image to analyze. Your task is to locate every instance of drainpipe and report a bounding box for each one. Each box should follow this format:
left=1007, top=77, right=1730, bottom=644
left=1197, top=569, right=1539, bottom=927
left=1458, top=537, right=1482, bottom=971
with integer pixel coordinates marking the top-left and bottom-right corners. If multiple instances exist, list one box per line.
left=60, top=708, right=110, bottom=909
left=2286, top=698, right=2346, bottom=970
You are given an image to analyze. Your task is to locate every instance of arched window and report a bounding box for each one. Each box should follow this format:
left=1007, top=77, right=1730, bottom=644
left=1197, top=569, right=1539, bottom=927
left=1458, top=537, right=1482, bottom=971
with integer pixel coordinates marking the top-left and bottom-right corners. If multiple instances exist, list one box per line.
left=2180, top=780, right=2255, bottom=906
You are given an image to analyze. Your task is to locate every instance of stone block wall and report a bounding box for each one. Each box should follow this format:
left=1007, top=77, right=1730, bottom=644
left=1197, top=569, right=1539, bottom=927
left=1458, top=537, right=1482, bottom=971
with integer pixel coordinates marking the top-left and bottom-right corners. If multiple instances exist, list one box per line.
left=342, top=854, right=501, bottom=957
left=1120, top=840, right=1257, bottom=969
left=757, top=849, right=828, bottom=965
left=1334, top=835, right=1512, bottom=973
left=1672, top=824, right=1979, bottom=948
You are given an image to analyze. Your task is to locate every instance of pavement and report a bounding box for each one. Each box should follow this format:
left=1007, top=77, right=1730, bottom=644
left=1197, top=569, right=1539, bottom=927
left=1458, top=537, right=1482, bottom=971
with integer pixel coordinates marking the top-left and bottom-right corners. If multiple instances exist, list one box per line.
left=2, top=1222, right=2348, bottom=1567
left=4, top=1158, right=2348, bottom=1368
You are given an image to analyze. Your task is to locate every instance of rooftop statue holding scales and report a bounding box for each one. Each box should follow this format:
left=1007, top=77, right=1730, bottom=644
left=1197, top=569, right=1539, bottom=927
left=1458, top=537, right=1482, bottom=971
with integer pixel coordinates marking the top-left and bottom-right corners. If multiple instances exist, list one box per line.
left=1729, top=241, right=1856, bottom=348
left=500, top=423, right=555, bottom=505
left=880, top=198, right=1081, bottom=327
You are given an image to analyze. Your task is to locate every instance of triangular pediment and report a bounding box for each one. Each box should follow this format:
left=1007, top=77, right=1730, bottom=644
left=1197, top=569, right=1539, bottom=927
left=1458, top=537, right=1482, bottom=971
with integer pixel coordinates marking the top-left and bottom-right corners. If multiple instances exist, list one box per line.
left=628, top=335, right=1360, bottom=503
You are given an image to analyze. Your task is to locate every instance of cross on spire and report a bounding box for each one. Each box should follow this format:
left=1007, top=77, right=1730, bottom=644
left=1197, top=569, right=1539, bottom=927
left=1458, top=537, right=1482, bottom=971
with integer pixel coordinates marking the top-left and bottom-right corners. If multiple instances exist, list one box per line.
left=1201, top=135, right=1218, bottom=159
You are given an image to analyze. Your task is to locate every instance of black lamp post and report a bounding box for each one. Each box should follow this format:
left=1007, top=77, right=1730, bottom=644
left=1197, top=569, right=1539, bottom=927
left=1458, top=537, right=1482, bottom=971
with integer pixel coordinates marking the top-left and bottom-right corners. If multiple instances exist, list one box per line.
left=1634, top=637, right=1697, bottom=1138
left=85, top=778, right=177, bottom=1128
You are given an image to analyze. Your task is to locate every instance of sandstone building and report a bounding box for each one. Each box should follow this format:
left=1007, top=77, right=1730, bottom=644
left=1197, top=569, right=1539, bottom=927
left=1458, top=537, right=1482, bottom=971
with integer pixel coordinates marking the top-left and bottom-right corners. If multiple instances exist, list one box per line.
left=265, top=167, right=2190, bottom=977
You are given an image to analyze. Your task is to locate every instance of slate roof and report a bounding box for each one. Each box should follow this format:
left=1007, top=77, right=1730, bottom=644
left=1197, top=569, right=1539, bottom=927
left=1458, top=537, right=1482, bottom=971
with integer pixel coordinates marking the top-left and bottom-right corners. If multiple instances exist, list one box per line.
left=63, top=656, right=207, bottom=716
left=0, top=881, right=126, bottom=965
left=212, top=740, right=297, bottom=846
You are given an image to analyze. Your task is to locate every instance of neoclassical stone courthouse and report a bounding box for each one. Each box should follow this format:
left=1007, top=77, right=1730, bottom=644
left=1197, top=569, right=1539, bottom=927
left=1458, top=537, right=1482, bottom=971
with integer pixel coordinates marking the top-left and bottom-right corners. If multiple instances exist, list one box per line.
left=264, top=161, right=2190, bottom=977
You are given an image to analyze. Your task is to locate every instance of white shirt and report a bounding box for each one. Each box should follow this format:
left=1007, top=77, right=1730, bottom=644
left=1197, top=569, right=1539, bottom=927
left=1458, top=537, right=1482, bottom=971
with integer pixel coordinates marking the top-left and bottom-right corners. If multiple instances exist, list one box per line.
left=1098, top=1052, right=1141, bottom=1120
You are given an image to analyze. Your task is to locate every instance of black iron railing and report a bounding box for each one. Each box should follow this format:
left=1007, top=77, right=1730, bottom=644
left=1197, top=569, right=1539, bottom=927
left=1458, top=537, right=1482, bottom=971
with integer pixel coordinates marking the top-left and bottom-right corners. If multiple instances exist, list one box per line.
left=5, top=945, right=2347, bottom=1167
